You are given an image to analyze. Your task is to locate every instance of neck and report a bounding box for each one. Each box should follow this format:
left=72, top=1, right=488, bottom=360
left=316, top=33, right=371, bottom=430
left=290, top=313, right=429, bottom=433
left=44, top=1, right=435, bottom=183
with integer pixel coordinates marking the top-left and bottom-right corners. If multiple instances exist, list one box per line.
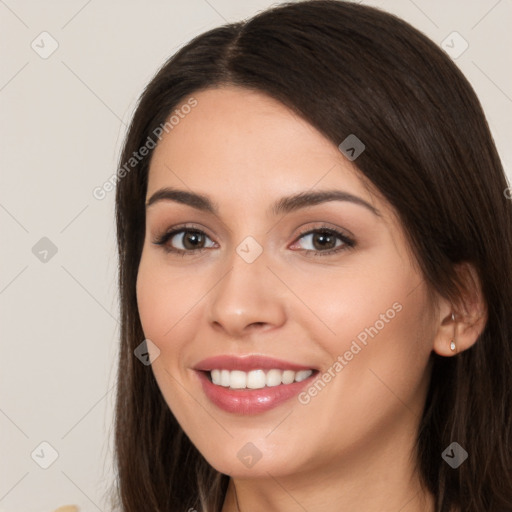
left=221, top=431, right=435, bottom=512
left=223, top=471, right=434, bottom=512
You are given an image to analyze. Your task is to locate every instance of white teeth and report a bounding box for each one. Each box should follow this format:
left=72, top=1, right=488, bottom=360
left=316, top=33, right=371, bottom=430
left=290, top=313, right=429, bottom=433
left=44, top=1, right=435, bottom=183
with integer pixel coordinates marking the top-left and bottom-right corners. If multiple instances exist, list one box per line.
left=282, top=370, right=296, bottom=384
left=208, top=368, right=314, bottom=389
left=247, top=370, right=266, bottom=389
left=211, top=369, right=221, bottom=385
left=266, top=369, right=282, bottom=387
left=230, top=370, right=247, bottom=389
left=295, top=370, right=313, bottom=382
left=220, top=369, right=230, bottom=387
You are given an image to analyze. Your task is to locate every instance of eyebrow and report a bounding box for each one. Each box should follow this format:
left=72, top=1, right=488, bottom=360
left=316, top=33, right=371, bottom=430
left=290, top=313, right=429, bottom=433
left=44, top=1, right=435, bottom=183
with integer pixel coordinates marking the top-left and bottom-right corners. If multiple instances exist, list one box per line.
left=145, top=187, right=380, bottom=216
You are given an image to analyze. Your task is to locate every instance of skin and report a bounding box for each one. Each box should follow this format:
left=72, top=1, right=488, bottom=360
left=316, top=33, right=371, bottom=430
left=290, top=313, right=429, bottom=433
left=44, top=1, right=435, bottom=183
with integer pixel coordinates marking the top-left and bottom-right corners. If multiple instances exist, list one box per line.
left=136, top=86, right=485, bottom=512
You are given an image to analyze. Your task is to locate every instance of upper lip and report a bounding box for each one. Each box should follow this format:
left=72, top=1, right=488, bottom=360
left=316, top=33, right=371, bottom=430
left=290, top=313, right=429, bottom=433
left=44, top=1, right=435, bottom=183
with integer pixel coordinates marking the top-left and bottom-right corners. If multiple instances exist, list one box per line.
left=194, top=355, right=316, bottom=372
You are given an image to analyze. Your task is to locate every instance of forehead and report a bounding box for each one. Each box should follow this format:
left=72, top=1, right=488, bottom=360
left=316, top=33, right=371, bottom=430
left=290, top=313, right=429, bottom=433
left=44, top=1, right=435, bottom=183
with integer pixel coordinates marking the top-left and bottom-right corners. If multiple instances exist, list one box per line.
left=147, top=86, right=379, bottom=211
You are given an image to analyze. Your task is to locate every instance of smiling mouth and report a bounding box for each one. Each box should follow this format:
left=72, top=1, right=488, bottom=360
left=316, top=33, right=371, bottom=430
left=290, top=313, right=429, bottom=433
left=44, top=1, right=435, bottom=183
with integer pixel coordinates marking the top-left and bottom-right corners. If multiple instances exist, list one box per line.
left=202, top=368, right=318, bottom=390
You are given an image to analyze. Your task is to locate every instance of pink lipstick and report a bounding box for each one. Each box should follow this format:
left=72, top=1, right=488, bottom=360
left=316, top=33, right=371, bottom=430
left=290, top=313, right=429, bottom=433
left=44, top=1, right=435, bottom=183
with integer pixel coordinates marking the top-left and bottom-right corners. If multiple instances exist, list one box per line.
left=193, top=355, right=318, bottom=415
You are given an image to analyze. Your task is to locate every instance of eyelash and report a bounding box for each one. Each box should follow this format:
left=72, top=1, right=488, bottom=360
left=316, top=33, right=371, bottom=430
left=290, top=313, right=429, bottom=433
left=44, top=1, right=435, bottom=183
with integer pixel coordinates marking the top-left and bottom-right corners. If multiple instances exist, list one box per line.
left=152, top=223, right=356, bottom=257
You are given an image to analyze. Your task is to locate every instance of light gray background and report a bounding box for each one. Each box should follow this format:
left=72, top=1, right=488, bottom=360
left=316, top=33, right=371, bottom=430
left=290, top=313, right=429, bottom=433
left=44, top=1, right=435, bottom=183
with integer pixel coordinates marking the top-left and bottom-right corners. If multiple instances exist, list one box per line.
left=1, top=1, right=510, bottom=511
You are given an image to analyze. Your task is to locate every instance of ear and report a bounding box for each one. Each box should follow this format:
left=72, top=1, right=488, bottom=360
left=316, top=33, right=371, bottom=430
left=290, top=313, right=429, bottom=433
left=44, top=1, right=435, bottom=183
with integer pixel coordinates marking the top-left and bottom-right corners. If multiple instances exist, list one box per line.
left=432, top=262, right=487, bottom=357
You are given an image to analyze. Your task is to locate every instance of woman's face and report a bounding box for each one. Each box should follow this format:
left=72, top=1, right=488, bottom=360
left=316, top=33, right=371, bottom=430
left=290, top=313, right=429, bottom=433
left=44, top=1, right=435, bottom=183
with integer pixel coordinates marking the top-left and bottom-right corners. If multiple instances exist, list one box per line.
left=136, top=85, right=438, bottom=478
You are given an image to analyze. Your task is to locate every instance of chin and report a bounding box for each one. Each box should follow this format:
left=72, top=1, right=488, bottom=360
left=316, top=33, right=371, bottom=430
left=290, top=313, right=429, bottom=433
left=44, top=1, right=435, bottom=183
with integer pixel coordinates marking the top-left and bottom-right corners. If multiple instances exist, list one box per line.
left=199, top=442, right=304, bottom=478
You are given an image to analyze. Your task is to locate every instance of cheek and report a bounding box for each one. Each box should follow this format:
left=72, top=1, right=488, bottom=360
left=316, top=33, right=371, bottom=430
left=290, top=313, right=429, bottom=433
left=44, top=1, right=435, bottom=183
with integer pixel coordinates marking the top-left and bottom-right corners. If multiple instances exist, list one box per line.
left=288, top=255, right=433, bottom=404
left=136, top=255, right=198, bottom=342
left=135, top=256, right=204, bottom=415
left=285, top=258, right=413, bottom=351
left=136, top=263, right=165, bottom=340
left=311, top=279, right=432, bottom=416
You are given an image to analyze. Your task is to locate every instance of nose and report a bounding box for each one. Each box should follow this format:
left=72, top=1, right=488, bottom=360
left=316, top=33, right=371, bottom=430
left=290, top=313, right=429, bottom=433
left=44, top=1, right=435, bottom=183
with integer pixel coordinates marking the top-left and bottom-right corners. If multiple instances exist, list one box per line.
left=207, top=246, right=287, bottom=338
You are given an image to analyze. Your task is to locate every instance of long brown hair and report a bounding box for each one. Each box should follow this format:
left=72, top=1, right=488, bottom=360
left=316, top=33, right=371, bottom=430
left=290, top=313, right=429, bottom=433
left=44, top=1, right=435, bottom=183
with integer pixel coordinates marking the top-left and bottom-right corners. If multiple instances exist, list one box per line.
left=112, top=1, right=512, bottom=510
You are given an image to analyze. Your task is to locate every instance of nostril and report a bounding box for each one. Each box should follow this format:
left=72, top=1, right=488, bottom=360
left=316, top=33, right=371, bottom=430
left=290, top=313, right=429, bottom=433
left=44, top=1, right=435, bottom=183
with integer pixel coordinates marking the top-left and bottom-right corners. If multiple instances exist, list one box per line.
left=247, top=322, right=269, bottom=331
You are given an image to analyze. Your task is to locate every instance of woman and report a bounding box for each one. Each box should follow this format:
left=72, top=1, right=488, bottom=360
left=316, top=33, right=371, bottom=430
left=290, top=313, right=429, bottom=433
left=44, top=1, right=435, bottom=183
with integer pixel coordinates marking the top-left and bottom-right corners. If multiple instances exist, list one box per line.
left=113, top=1, right=512, bottom=511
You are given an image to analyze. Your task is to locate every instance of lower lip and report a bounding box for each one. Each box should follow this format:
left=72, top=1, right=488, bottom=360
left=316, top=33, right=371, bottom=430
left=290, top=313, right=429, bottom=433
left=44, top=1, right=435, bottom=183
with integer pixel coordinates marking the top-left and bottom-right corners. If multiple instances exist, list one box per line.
left=195, top=370, right=317, bottom=415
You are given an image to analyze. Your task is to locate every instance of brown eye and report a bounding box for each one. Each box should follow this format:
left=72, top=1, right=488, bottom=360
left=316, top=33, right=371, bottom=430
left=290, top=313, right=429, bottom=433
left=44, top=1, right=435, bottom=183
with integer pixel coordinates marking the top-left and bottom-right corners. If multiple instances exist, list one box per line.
left=178, top=230, right=207, bottom=250
left=153, top=228, right=216, bottom=254
left=296, top=229, right=346, bottom=252
left=291, top=226, right=355, bottom=256
left=310, top=231, right=338, bottom=251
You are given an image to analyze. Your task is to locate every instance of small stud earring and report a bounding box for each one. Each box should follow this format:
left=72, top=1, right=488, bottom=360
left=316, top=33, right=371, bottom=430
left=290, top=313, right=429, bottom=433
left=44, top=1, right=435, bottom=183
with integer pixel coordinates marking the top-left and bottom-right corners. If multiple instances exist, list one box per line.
left=450, top=312, right=456, bottom=351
